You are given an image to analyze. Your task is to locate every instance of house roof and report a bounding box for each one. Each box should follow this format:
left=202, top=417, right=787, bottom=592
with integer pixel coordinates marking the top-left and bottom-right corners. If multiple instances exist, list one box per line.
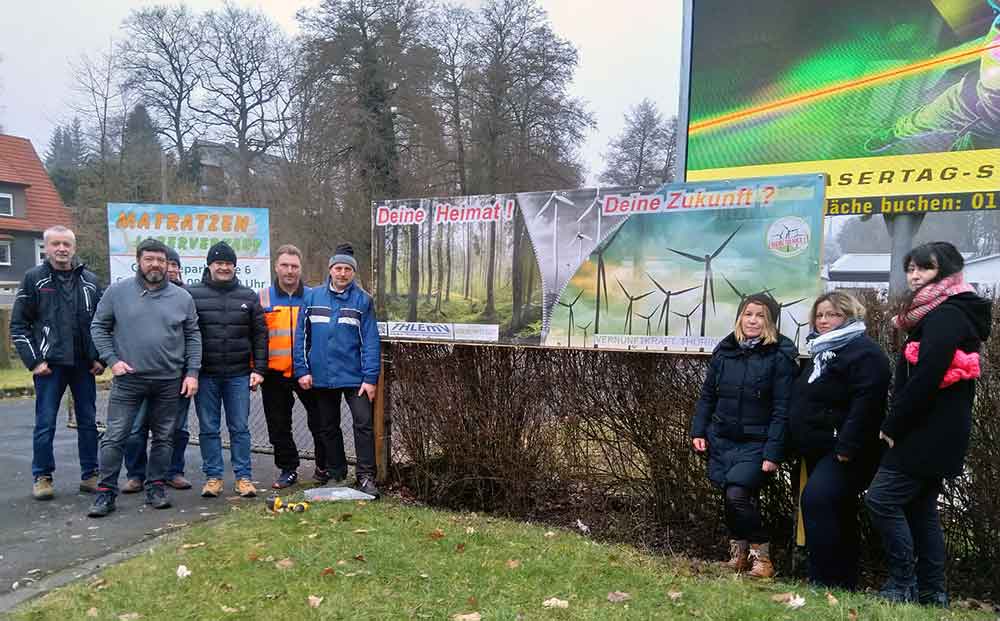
left=0, top=134, right=70, bottom=233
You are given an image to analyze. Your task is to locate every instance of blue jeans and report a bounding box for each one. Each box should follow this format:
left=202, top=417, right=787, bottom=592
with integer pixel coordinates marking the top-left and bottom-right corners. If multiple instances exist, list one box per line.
left=32, top=363, right=98, bottom=480
left=124, top=396, right=191, bottom=481
left=195, top=374, right=251, bottom=479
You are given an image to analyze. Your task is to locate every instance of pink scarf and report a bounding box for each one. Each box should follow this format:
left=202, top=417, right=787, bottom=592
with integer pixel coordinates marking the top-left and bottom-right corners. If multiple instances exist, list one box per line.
left=892, top=272, right=975, bottom=332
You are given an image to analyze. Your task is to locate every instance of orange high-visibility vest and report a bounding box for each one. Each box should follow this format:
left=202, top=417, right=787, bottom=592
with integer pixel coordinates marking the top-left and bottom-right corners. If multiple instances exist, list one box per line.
left=258, top=286, right=302, bottom=377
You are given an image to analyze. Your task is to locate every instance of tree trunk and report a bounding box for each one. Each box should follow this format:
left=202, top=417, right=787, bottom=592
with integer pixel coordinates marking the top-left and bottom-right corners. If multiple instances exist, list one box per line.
left=510, top=207, right=525, bottom=329
left=375, top=221, right=386, bottom=317
left=390, top=226, right=398, bottom=298
left=484, top=221, right=497, bottom=318
left=425, top=214, right=434, bottom=303
left=445, top=223, right=452, bottom=302
left=464, top=222, right=471, bottom=299
left=408, top=223, right=420, bottom=322
left=434, top=222, right=444, bottom=313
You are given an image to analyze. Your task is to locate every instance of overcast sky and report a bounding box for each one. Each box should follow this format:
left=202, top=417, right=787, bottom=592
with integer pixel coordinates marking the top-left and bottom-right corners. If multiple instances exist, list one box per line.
left=0, top=1, right=684, bottom=186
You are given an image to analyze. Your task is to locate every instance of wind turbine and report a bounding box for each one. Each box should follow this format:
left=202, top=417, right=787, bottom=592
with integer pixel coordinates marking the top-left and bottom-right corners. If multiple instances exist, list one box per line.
left=556, top=290, right=583, bottom=347
left=575, top=184, right=603, bottom=246
left=591, top=223, right=626, bottom=335
left=673, top=302, right=703, bottom=337
left=576, top=320, right=593, bottom=348
left=667, top=226, right=742, bottom=337
left=570, top=231, right=594, bottom=265
left=786, top=311, right=810, bottom=348
left=773, top=294, right=806, bottom=333
left=646, top=272, right=698, bottom=336
left=721, top=274, right=773, bottom=302
left=616, top=278, right=653, bottom=335
left=534, top=191, right=575, bottom=286
left=635, top=303, right=661, bottom=337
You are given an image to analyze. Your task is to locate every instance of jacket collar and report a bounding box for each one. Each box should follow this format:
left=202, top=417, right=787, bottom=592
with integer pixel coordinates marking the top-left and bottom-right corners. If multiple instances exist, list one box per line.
left=201, top=266, right=239, bottom=291
left=44, top=257, right=85, bottom=275
left=135, top=272, right=169, bottom=292
left=325, top=277, right=355, bottom=297
left=272, top=278, right=305, bottom=298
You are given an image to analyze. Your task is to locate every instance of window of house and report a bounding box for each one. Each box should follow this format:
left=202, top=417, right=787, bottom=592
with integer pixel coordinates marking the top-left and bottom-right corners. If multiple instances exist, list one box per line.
left=0, top=241, right=11, bottom=266
left=35, top=239, right=46, bottom=266
left=0, top=193, right=12, bottom=217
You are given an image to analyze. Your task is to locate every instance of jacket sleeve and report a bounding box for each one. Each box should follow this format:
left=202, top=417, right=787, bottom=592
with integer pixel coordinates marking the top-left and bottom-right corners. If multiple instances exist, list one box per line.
left=182, top=293, right=201, bottom=378
left=360, top=295, right=381, bottom=385
left=763, top=346, right=798, bottom=464
left=882, top=306, right=964, bottom=441
left=293, top=293, right=311, bottom=379
left=250, top=294, right=268, bottom=375
left=9, top=272, right=42, bottom=370
left=691, top=354, right=720, bottom=439
left=835, top=346, right=891, bottom=459
left=89, top=286, right=119, bottom=367
left=88, top=277, right=106, bottom=363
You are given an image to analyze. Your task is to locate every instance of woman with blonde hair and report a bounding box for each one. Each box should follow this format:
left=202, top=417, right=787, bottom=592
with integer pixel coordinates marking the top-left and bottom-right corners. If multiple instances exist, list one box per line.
left=788, top=291, right=891, bottom=589
left=691, top=293, right=799, bottom=577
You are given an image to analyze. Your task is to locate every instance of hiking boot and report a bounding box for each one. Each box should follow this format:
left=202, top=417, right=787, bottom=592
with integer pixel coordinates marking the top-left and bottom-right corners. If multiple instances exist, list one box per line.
left=272, top=470, right=298, bottom=490
left=235, top=479, right=257, bottom=498
left=748, top=542, right=775, bottom=578
left=121, top=478, right=144, bottom=494
left=357, top=476, right=380, bottom=499
left=878, top=580, right=917, bottom=603
left=87, top=490, right=117, bottom=518
left=726, top=539, right=751, bottom=573
left=918, top=590, right=948, bottom=607
left=201, top=478, right=224, bottom=498
left=167, top=475, right=192, bottom=490
left=79, top=474, right=99, bottom=494
left=32, top=476, right=54, bottom=501
left=145, top=482, right=172, bottom=509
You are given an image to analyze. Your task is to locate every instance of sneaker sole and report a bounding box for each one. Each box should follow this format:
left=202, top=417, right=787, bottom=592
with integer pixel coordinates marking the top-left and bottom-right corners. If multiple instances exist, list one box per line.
left=167, top=482, right=192, bottom=490
left=87, top=507, right=116, bottom=518
left=202, top=490, right=221, bottom=498
left=147, top=501, right=173, bottom=509
left=33, top=493, right=55, bottom=501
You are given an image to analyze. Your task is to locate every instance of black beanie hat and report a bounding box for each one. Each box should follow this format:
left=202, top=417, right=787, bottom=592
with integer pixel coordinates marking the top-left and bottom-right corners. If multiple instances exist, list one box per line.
left=166, top=247, right=181, bottom=268
left=738, top=292, right=781, bottom=326
left=328, top=242, right=358, bottom=270
left=206, top=241, right=237, bottom=266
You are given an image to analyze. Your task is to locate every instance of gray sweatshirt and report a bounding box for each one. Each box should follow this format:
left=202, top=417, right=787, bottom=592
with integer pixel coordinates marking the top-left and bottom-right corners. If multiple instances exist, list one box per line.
left=91, top=276, right=202, bottom=379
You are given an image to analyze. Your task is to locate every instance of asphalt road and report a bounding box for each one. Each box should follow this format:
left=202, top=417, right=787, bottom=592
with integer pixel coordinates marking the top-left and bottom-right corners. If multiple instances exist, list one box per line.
left=0, top=397, right=279, bottom=602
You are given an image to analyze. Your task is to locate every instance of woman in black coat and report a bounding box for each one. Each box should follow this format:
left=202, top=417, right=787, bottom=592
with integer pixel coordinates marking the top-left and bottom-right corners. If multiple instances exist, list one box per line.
left=788, top=291, right=890, bottom=590
left=866, top=241, right=992, bottom=606
left=691, top=293, right=799, bottom=578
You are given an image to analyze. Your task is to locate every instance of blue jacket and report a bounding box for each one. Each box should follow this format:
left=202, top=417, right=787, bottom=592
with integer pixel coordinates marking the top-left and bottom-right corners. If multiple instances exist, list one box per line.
left=293, top=279, right=381, bottom=388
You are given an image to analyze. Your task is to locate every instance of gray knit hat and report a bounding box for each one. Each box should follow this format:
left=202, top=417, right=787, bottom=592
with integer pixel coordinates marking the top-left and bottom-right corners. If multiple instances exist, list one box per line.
left=329, top=242, right=357, bottom=271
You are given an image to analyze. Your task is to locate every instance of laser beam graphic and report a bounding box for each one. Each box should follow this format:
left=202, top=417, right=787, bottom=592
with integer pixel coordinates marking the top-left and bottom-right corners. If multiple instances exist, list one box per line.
left=689, top=39, right=1000, bottom=135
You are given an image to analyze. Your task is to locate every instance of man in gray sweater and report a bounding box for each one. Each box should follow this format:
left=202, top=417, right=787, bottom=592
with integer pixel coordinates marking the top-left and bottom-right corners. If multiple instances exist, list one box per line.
left=88, top=238, right=201, bottom=517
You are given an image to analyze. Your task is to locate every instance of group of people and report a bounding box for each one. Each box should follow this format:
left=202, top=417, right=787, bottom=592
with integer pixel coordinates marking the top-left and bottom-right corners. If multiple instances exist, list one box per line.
left=11, top=226, right=382, bottom=519
left=692, top=241, right=992, bottom=606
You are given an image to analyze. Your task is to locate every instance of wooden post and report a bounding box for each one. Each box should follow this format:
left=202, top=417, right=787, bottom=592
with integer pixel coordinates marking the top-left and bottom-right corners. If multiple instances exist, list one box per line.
left=373, top=361, right=388, bottom=483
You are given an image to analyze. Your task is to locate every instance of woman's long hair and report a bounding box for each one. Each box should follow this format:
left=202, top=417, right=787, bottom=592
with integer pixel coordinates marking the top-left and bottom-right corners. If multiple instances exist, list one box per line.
left=894, top=241, right=965, bottom=316
left=733, top=298, right=780, bottom=345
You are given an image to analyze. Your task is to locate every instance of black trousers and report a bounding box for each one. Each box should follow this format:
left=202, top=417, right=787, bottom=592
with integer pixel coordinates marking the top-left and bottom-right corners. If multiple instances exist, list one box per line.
left=314, top=387, right=376, bottom=480
left=261, top=374, right=323, bottom=472
left=724, top=484, right=767, bottom=543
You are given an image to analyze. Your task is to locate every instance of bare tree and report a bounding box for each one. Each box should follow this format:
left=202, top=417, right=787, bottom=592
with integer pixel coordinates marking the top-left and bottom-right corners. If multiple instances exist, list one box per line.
left=600, top=99, right=674, bottom=187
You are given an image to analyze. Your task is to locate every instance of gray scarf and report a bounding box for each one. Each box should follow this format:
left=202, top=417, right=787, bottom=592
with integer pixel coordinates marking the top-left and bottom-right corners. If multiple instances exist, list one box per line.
left=806, top=321, right=866, bottom=383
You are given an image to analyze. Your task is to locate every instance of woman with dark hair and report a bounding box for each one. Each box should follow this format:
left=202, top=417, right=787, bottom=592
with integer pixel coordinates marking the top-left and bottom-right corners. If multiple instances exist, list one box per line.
left=691, top=293, right=799, bottom=578
left=788, top=291, right=891, bottom=589
left=866, top=241, right=992, bottom=606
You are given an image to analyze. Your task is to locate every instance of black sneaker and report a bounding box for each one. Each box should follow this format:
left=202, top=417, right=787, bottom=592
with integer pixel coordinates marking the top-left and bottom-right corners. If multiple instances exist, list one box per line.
left=272, top=470, right=298, bottom=489
left=87, top=490, right=117, bottom=518
left=145, top=482, right=172, bottom=509
left=357, top=477, right=380, bottom=499
left=330, top=469, right=348, bottom=484
left=312, top=468, right=331, bottom=484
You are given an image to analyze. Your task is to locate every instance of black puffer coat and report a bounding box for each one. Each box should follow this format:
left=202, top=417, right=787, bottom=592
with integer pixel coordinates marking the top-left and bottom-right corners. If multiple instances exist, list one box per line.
left=187, top=269, right=267, bottom=377
left=692, top=333, right=799, bottom=489
left=882, top=292, right=992, bottom=479
left=787, top=334, right=891, bottom=476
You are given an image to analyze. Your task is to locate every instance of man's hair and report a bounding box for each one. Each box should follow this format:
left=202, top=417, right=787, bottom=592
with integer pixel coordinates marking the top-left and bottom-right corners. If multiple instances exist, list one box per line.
left=135, top=238, right=170, bottom=262
left=275, top=244, right=302, bottom=260
left=43, top=225, right=76, bottom=243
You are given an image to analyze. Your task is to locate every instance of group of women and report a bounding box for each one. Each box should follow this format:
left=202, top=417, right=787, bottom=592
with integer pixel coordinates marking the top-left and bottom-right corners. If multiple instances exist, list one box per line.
left=690, top=241, right=993, bottom=606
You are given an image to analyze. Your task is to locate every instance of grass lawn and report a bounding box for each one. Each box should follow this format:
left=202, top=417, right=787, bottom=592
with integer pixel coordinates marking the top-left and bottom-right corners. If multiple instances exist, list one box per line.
left=11, top=498, right=994, bottom=621
left=0, top=366, right=33, bottom=390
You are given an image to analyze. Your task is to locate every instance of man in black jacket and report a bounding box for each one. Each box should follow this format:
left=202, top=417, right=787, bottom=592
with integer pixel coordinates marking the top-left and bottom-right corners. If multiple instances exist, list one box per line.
left=188, top=242, right=267, bottom=498
left=10, top=225, right=104, bottom=500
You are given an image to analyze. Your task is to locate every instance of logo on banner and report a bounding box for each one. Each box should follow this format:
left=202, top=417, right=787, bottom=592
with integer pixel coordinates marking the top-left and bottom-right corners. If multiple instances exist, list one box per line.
left=766, top=216, right=810, bottom=257
left=388, top=322, right=455, bottom=340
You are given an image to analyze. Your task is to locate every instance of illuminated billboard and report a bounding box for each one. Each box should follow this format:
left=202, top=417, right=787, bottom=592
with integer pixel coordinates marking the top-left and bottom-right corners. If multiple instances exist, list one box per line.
left=681, top=0, right=1000, bottom=217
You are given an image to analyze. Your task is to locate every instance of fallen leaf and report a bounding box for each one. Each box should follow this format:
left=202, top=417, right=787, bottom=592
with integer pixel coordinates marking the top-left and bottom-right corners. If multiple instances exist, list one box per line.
left=86, top=608, right=98, bottom=618
left=467, top=597, right=478, bottom=607
left=337, top=560, right=348, bottom=566
left=456, top=543, right=466, bottom=553
left=344, top=572, right=358, bottom=577
left=181, top=542, right=206, bottom=549
left=220, top=605, right=238, bottom=614
left=667, top=591, right=683, bottom=601
left=575, top=519, right=590, bottom=534
left=826, top=592, right=838, bottom=606
left=787, top=594, right=806, bottom=610
left=847, top=609, right=858, bottom=621
left=353, top=554, right=366, bottom=562
left=220, top=583, right=234, bottom=591
left=356, top=500, right=368, bottom=507
left=321, top=567, right=335, bottom=576
left=429, top=528, right=446, bottom=540
left=307, top=533, right=319, bottom=539
left=340, top=513, right=353, bottom=521
left=542, top=597, right=569, bottom=609
left=307, top=595, right=324, bottom=608
left=275, top=558, right=295, bottom=570
left=452, top=613, right=482, bottom=621
left=419, top=573, right=430, bottom=579
left=353, top=529, right=370, bottom=535
left=771, top=592, right=795, bottom=604
left=176, top=565, right=192, bottom=579
left=90, top=578, right=108, bottom=590
left=118, top=614, right=141, bottom=621
left=465, top=527, right=476, bottom=535
left=506, top=559, right=521, bottom=569
left=247, top=551, right=260, bottom=561
left=544, top=531, right=556, bottom=538
left=607, top=591, right=631, bottom=603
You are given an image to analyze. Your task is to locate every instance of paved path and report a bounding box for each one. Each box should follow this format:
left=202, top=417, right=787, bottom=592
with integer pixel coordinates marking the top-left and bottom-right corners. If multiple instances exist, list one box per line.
left=0, top=398, right=281, bottom=604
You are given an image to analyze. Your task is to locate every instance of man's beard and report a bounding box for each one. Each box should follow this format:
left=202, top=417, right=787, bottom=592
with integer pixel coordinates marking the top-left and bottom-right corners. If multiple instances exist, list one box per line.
left=141, top=269, right=165, bottom=284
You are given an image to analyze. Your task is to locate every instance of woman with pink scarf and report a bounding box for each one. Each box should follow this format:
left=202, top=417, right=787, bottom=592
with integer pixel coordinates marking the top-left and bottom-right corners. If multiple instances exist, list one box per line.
left=866, top=242, right=992, bottom=606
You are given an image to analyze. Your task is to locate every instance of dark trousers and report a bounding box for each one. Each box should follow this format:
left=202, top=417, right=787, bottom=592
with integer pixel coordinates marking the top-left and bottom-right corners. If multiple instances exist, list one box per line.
left=801, top=454, right=871, bottom=589
left=32, top=363, right=98, bottom=480
left=314, top=388, right=376, bottom=480
left=97, top=375, right=181, bottom=493
left=724, top=484, right=767, bottom=543
left=124, top=397, right=191, bottom=481
left=261, top=374, right=323, bottom=471
left=865, top=466, right=946, bottom=596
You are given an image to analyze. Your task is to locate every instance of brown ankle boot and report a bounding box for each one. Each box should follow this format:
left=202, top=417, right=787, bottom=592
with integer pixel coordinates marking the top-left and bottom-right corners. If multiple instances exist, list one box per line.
left=726, top=539, right=751, bottom=572
left=748, top=542, right=775, bottom=578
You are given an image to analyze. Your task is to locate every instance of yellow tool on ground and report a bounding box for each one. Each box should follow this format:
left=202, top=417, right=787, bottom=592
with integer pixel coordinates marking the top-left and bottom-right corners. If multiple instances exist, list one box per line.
left=266, top=495, right=310, bottom=513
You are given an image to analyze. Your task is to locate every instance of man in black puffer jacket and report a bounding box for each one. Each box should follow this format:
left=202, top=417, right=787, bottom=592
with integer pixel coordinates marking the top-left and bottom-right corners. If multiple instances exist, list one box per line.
left=187, top=242, right=267, bottom=499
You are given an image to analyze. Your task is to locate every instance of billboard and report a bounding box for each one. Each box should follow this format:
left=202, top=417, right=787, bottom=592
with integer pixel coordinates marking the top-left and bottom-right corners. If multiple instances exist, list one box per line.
left=681, top=0, right=1000, bottom=217
left=374, top=174, right=826, bottom=353
left=107, top=203, right=271, bottom=290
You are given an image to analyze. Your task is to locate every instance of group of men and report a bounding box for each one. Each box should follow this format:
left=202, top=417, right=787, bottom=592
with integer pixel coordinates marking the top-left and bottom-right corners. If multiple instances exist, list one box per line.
left=11, top=225, right=382, bottom=519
